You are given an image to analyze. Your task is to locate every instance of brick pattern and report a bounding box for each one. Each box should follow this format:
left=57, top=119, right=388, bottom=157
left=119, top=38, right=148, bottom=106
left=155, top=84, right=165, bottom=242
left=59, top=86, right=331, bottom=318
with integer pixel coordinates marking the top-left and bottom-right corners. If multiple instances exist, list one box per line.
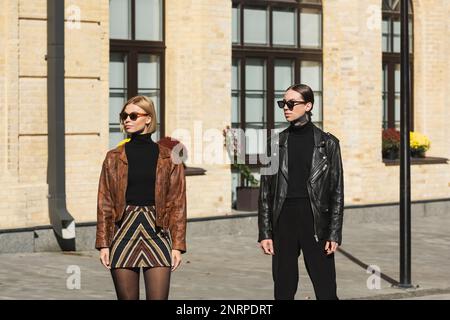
left=0, top=0, right=109, bottom=229
left=2, top=0, right=20, bottom=179
left=413, top=0, right=450, bottom=158
left=19, top=0, right=103, bottom=22
left=0, top=0, right=6, bottom=179
left=165, top=0, right=232, bottom=217
left=323, top=0, right=450, bottom=204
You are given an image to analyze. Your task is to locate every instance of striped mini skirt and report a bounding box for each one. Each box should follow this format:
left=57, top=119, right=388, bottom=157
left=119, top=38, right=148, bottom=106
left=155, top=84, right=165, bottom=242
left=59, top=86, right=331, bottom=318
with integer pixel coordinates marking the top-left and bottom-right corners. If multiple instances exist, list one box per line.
left=110, top=205, right=172, bottom=269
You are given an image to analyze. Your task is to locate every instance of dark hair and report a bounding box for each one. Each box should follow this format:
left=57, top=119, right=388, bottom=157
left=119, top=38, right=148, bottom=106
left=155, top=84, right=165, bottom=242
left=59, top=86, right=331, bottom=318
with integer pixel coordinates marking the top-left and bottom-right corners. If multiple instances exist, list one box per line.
left=286, top=84, right=314, bottom=117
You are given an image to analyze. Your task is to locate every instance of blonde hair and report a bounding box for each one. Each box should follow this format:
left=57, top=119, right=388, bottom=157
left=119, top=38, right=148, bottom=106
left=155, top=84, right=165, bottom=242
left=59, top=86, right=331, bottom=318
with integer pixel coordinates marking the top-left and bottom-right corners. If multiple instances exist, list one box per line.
left=120, top=95, right=157, bottom=134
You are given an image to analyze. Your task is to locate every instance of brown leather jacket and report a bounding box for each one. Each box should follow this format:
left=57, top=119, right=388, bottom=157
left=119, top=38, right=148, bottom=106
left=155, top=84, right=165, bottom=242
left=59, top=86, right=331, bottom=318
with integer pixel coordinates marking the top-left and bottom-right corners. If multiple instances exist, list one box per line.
left=95, top=141, right=187, bottom=253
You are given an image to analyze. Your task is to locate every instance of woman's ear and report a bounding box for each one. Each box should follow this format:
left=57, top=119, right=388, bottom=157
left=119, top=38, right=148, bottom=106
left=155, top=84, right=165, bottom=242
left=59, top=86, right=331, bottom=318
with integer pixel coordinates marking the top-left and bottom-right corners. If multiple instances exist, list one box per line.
left=305, top=102, right=313, bottom=112
left=146, top=115, right=152, bottom=126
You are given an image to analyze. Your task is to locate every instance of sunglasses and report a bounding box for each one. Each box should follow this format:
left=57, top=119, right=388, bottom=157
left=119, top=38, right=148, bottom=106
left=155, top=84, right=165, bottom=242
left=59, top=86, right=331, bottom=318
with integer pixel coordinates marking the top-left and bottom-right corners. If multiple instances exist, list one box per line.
left=277, top=99, right=307, bottom=110
left=120, top=111, right=149, bottom=121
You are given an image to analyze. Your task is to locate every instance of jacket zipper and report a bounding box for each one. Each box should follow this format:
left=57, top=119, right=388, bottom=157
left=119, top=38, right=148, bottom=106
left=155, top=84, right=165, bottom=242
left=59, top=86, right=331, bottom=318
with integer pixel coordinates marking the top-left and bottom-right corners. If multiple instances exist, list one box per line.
left=308, top=157, right=329, bottom=243
left=309, top=158, right=328, bottom=183
left=307, top=181, right=319, bottom=243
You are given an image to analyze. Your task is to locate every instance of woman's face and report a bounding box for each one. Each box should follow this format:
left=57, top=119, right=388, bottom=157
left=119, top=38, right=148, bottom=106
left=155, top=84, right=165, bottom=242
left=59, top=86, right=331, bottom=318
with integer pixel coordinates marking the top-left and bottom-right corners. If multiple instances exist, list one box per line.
left=283, top=89, right=312, bottom=122
left=121, top=103, right=152, bottom=134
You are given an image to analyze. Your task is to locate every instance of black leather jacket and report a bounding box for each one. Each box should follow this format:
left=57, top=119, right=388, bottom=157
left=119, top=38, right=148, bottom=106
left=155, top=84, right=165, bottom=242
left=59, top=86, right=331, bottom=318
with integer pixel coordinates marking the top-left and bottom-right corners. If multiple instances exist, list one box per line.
left=258, top=123, right=344, bottom=245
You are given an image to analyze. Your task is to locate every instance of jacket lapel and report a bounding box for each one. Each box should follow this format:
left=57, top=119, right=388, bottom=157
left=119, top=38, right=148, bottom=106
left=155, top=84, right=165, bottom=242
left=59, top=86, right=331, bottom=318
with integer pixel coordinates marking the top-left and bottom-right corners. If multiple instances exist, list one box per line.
left=278, top=129, right=289, bottom=182
left=310, top=125, right=327, bottom=181
left=155, top=143, right=171, bottom=191
left=155, top=143, right=172, bottom=222
left=117, top=145, right=128, bottom=164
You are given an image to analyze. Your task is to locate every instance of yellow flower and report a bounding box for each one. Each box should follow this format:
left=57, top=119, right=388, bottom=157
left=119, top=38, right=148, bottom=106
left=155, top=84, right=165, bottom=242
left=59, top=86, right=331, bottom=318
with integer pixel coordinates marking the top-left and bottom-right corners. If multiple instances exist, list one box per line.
left=409, top=131, right=430, bottom=151
left=117, top=138, right=131, bottom=147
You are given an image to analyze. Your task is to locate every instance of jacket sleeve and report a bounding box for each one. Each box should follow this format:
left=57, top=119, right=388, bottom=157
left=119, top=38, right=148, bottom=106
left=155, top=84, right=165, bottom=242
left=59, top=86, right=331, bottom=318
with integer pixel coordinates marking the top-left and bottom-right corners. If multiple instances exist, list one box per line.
left=328, top=140, right=344, bottom=245
left=258, top=136, right=278, bottom=242
left=258, top=173, right=273, bottom=242
left=95, top=156, right=114, bottom=250
left=167, top=162, right=187, bottom=253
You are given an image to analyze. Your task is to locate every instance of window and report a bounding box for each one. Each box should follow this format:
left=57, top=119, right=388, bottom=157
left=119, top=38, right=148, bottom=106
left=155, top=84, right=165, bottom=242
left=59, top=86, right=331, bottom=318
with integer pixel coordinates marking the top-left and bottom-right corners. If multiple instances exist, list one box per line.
left=382, top=0, right=413, bottom=130
left=232, top=0, right=323, bottom=143
left=231, top=0, right=323, bottom=203
left=109, top=0, right=165, bottom=148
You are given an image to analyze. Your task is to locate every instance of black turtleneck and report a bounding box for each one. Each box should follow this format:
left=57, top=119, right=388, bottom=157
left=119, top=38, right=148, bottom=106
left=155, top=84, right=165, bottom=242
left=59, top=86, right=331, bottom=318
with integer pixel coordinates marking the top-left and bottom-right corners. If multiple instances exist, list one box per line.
left=125, top=132, right=159, bottom=205
left=286, top=120, right=314, bottom=199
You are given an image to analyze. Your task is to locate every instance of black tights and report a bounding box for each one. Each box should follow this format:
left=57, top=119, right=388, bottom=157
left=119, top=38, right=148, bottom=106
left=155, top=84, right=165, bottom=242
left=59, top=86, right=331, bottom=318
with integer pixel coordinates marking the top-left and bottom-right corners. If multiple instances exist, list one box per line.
left=110, top=267, right=171, bottom=300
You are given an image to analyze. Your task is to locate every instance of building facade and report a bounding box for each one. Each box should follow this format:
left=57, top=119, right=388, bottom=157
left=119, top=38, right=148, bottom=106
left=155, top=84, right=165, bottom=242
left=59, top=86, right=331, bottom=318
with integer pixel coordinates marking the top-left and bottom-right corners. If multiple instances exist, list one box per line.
left=0, top=0, right=449, bottom=233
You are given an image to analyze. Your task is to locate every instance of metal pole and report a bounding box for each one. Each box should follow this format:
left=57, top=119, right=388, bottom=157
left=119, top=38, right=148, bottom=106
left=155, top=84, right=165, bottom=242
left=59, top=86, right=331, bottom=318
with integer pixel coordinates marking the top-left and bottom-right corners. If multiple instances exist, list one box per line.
left=399, top=0, right=412, bottom=288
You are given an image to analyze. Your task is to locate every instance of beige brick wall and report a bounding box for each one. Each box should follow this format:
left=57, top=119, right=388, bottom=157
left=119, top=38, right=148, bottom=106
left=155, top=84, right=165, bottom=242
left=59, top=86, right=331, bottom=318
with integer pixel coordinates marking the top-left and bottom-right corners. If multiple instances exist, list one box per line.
left=165, top=0, right=232, bottom=217
left=323, top=0, right=450, bottom=205
left=413, top=0, right=450, bottom=158
left=19, top=0, right=103, bottom=21
left=1, top=0, right=20, bottom=180
left=0, top=0, right=109, bottom=229
left=0, top=0, right=7, bottom=179
left=0, top=0, right=26, bottom=231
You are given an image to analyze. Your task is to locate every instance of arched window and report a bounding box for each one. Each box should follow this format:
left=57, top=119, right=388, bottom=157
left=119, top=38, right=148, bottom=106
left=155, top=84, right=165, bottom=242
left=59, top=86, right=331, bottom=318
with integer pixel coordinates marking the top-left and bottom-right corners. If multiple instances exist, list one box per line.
left=382, top=0, right=413, bottom=129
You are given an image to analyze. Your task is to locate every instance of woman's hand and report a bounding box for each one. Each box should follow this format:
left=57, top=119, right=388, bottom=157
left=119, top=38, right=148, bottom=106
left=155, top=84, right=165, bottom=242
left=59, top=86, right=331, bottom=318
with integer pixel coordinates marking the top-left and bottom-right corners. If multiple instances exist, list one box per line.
left=99, top=248, right=111, bottom=269
left=171, top=249, right=182, bottom=271
left=259, top=239, right=275, bottom=255
left=325, top=241, right=339, bottom=255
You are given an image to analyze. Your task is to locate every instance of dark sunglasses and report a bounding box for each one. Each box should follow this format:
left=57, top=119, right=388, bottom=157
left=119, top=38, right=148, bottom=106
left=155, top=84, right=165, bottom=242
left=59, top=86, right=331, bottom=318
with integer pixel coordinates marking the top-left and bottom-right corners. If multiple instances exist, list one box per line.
left=120, top=111, right=149, bottom=121
left=277, top=99, right=307, bottom=110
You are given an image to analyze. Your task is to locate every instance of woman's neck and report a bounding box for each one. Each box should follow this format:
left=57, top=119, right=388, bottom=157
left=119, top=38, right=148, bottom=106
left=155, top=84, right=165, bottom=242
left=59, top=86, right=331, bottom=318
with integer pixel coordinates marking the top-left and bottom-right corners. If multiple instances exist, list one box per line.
left=290, top=113, right=310, bottom=127
left=129, top=131, right=154, bottom=144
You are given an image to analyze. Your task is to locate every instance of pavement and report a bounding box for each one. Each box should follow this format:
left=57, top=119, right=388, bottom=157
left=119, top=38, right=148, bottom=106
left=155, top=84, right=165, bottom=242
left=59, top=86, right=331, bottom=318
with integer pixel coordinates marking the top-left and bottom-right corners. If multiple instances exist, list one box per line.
left=0, top=212, right=449, bottom=300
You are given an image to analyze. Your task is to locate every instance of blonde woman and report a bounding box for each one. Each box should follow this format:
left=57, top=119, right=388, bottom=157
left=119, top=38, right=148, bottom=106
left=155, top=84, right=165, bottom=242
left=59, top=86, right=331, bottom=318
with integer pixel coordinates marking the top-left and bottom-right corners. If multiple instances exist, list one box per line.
left=96, top=95, right=186, bottom=300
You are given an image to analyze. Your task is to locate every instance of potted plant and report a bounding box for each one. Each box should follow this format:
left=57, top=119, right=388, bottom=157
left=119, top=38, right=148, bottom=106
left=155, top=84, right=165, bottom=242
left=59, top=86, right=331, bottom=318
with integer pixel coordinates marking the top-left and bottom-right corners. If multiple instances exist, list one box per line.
left=410, top=131, right=430, bottom=158
left=382, top=128, right=400, bottom=159
left=223, top=126, right=259, bottom=211
left=233, top=163, right=259, bottom=211
left=382, top=129, right=431, bottom=159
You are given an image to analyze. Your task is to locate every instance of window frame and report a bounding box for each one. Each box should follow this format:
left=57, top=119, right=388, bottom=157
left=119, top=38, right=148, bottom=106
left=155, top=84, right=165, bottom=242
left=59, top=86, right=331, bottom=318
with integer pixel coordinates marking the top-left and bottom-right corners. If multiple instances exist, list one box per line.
left=232, top=0, right=323, bottom=182
left=382, top=0, right=414, bottom=130
left=109, top=0, right=166, bottom=140
left=232, top=0, right=323, bottom=133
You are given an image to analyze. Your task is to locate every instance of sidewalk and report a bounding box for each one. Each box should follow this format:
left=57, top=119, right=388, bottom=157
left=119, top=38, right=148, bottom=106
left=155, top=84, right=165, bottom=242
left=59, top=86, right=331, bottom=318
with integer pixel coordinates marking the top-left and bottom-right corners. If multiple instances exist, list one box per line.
left=0, top=212, right=449, bottom=300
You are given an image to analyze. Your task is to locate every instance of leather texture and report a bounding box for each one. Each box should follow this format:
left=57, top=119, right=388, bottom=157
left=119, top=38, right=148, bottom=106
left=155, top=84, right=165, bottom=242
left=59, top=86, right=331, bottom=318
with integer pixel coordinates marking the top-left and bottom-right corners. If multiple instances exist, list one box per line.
left=96, top=138, right=187, bottom=253
left=258, top=123, right=344, bottom=245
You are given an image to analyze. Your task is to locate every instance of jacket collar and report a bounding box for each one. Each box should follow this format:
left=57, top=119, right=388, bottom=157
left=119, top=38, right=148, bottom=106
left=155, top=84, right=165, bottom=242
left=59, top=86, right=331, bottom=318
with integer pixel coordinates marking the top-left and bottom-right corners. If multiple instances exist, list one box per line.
left=278, top=122, right=327, bottom=180
left=313, top=124, right=327, bottom=154
left=279, top=122, right=325, bottom=149
left=112, top=142, right=172, bottom=164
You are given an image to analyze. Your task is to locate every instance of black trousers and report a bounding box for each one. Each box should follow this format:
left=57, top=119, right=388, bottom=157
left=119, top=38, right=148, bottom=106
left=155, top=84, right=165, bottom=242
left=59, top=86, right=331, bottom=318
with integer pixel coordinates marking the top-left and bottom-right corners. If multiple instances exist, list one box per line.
left=272, top=197, right=338, bottom=300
